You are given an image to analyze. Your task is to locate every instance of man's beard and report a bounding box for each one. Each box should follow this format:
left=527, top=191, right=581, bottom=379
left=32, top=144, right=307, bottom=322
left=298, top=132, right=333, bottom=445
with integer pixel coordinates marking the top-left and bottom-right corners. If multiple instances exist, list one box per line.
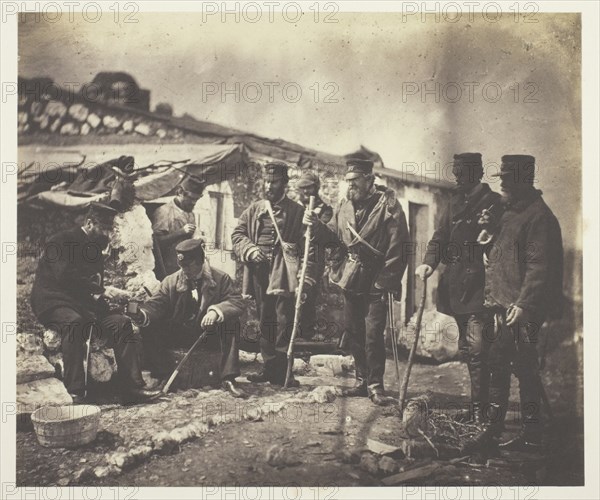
left=347, top=186, right=368, bottom=202
left=265, top=189, right=283, bottom=202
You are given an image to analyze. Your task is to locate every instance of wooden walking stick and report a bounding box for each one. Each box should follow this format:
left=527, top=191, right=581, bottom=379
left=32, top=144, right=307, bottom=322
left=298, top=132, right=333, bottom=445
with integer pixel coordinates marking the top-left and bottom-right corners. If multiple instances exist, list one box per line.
left=284, top=196, right=315, bottom=388
left=160, top=328, right=210, bottom=395
left=387, top=292, right=402, bottom=403
left=399, top=277, right=428, bottom=418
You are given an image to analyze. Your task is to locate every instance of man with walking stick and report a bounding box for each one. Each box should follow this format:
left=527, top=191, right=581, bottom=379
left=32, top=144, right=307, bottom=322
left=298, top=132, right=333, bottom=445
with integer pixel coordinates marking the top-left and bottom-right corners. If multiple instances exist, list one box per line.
left=416, top=152, right=500, bottom=424
left=306, top=159, right=410, bottom=406
left=30, top=202, right=160, bottom=404
left=469, top=155, right=564, bottom=453
left=232, top=163, right=337, bottom=387
left=131, top=239, right=247, bottom=398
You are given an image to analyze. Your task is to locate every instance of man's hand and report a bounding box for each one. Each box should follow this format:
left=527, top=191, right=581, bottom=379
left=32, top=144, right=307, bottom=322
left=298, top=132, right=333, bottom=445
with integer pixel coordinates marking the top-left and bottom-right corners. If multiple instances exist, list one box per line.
left=415, top=264, right=433, bottom=281
left=201, top=309, right=221, bottom=327
left=182, top=223, right=197, bottom=235
left=506, top=305, right=527, bottom=326
left=248, top=247, right=268, bottom=263
left=103, top=285, right=131, bottom=300
left=302, top=209, right=319, bottom=227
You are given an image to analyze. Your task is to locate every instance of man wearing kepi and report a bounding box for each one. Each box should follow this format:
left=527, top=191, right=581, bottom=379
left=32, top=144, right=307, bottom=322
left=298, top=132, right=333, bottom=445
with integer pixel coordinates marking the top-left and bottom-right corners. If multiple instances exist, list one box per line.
left=416, top=153, right=501, bottom=424
left=295, top=171, right=334, bottom=340
left=476, top=155, right=563, bottom=452
left=232, top=163, right=333, bottom=387
left=306, top=158, right=410, bottom=406
left=152, top=175, right=205, bottom=278
left=134, top=239, right=246, bottom=397
left=30, top=202, right=160, bottom=403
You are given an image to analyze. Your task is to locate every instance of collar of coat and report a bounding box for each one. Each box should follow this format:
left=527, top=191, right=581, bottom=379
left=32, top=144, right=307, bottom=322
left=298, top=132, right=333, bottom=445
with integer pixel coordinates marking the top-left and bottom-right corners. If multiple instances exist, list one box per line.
left=451, top=183, right=493, bottom=219
left=174, top=260, right=217, bottom=295
left=255, top=196, right=292, bottom=217
left=341, top=188, right=399, bottom=235
left=504, top=188, right=544, bottom=213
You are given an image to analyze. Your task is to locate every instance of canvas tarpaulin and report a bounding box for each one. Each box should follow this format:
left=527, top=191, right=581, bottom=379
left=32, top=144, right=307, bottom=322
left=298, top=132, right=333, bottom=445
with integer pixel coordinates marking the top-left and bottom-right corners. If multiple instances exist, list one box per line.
left=17, top=143, right=246, bottom=208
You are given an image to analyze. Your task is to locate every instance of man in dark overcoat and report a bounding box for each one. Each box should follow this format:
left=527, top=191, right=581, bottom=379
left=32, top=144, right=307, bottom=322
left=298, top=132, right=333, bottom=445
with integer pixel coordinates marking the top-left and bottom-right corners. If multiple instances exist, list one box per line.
left=478, top=155, right=564, bottom=452
left=30, top=202, right=160, bottom=403
left=417, top=152, right=501, bottom=423
left=135, top=239, right=246, bottom=397
left=306, top=158, right=410, bottom=405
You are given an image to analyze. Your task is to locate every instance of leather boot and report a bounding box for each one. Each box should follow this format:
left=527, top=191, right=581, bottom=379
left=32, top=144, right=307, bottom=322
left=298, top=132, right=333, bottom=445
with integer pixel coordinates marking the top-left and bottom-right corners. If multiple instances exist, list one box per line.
left=342, top=380, right=368, bottom=397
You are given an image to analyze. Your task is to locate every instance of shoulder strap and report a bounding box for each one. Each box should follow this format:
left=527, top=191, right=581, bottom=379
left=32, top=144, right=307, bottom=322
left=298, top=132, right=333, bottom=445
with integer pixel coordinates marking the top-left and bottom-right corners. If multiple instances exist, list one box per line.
left=346, top=222, right=384, bottom=257
left=265, top=201, right=285, bottom=245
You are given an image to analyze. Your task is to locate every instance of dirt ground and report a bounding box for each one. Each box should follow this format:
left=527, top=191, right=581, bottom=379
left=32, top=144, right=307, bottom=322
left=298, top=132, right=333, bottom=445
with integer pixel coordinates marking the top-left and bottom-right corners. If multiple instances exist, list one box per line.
left=17, top=337, right=583, bottom=488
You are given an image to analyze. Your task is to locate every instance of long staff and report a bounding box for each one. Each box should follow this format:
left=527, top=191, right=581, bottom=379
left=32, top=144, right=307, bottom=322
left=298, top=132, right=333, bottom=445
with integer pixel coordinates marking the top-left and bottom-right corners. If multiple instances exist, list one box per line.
left=284, top=196, right=315, bottom=388
left=399, top=278, right=428, bottom=417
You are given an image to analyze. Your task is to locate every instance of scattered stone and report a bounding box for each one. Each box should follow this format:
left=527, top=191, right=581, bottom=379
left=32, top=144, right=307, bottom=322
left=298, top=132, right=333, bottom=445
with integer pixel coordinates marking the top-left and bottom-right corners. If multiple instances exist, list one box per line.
left=266, top=445, right=301, bottom=468
left=338, top=448, right=361, bottom=464
left=57, top=477, right=70, bottom=486
left=305, top=440, right=321, bottom=447
left=121, top=119, right=134, bottom=132
left=72, top=466, right=94, bottom=483
left=382, top=462, right=443, bottom=486
left=93, top=465, right=120, bottom=478
left=103, top=115, right=121, bottom=128
left=68, top=103, right=89, bottom=122
left=309, top=354, right=354, bottom=376
left=378, top=456, right=400, bottom=476
left=367, top=438, right=402, bottom=456
left=18, top=111, right=28, bottom=125
left=31, top=101, right=45, bottom=117
left=134, top=123, right=151, bottom=136
left=293, top=358, right=311, bottom=375
left=87, top=113, right=101, bottom=128
left=359, top=453, right=380, bottom=475
left=307, top=386, right=342, bottom=404
left=39, top=116, right=49, bottom=130
left=16, top=353, right=55, bottom=384
left=156, top=128, right=167, bottom=139
left=17, top=333, right=44, bottom=355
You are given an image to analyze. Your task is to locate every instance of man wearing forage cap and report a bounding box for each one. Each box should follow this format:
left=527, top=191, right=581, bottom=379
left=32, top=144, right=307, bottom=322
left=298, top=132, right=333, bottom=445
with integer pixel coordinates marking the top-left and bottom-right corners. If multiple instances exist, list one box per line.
left=304, top=158, right=410, bottom=406
left=30, top=202, right=160, bottom=404
left=232, top=162, right=338, bottom=387
left=417, top=152, right=501, bottom=425
left=467, top=154, right=564, bottom=455
left=295, top=171, right=334, bottom=340
left=134, top=239, right=247, bottom=398
left=152, top=174, right=206, bottom=278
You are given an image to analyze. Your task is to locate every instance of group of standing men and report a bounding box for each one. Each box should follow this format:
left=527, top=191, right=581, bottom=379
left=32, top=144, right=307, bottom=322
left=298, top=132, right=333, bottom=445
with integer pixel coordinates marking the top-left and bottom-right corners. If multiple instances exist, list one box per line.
left=30, top=151, right=563, bottom=454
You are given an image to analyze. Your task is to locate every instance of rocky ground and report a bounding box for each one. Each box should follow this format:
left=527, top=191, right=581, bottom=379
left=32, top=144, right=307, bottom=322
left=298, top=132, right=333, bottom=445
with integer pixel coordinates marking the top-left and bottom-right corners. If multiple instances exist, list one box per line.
left=17, top=337, right=584, bottom=488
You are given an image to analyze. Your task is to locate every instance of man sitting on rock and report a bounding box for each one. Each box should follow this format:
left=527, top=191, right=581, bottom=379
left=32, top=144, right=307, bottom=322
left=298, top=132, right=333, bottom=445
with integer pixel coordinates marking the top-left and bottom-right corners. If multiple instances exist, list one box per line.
left=133, top=239, right=247, bottom=398
left=30, top=202, right=160, bottom=404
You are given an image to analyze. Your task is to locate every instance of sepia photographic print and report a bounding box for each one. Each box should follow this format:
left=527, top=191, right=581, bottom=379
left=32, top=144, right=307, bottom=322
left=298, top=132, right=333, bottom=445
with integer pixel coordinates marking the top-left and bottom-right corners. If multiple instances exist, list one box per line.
left=1, top=1, right=598, bottom=498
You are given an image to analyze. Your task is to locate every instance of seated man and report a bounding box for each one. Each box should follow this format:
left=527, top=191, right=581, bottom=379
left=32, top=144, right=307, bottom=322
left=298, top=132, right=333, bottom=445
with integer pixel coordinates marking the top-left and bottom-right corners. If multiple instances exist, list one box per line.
left=135, top=239, right=246, bottom=398
left=30, top=202, right=160, bottom=404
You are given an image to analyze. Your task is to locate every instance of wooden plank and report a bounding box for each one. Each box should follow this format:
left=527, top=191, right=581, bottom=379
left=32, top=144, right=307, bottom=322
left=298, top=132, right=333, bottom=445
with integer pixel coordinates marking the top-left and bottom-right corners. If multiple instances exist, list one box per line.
left=381, top=463, right=442, bottom=486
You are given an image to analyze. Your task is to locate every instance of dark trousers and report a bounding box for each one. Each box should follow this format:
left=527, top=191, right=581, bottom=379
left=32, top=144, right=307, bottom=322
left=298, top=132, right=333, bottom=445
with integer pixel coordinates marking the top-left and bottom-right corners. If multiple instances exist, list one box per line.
left=455, top=312, right=493, bottom=407
left=142, top=320, right=240, bottom=381
left=487, top=310, right=542, bottom=439
left=253, top=265, right=295, bottom=383
left=343, top=291, right=387, bottom=395
left=299, top=284, right=319, bottom=339
left=42, top=307, right=144, bottom=394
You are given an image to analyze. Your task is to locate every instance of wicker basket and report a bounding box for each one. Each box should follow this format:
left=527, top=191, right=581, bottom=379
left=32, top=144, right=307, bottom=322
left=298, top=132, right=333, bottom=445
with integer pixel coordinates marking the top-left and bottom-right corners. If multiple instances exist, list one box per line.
left=31, top=405, right=101, bottom=448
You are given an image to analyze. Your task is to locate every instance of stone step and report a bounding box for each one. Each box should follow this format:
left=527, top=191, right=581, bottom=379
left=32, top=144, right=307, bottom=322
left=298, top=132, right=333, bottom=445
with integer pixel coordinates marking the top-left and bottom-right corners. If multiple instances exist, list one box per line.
left=17, top=377, right=73, bottom=430
left=17, top=353, right=56, bottom=384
